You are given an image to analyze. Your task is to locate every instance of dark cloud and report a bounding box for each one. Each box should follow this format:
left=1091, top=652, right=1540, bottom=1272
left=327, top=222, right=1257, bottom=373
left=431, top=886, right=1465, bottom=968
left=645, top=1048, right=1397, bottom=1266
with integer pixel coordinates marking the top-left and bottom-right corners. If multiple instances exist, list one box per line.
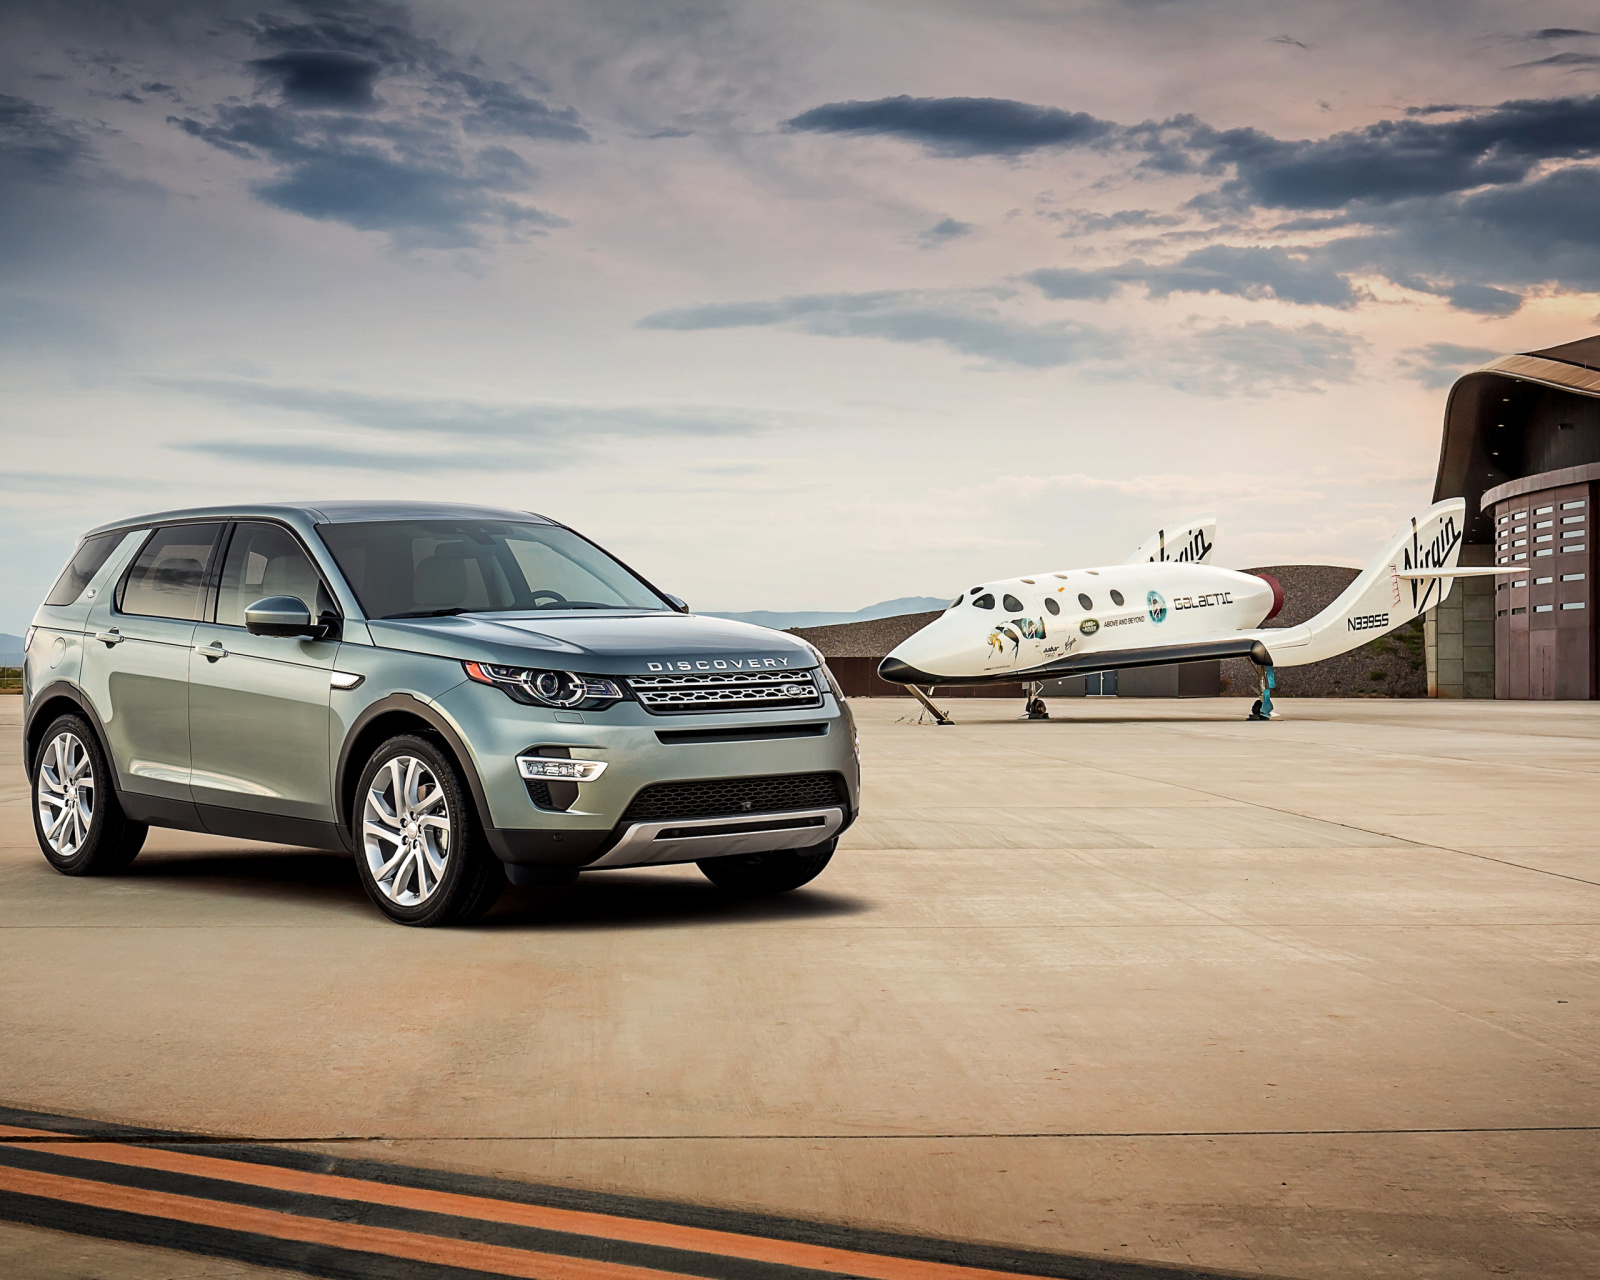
left=150, top=378, right=779, bottom=440
left=1510, top=52, right=1600, bottom=70
left=784, top=95, right=1114, bottom=157
left=1528, top=28, right=1600, bottom=40
left=0, top=95, right=91, bottom=182
left=640, top=290, right=1119, bottom=368
left=249, top=51, right=383, bottom=109
left=1029, top=245, right=1363, bottom=308
left=167, top=3, right=586, bottom=245
left=1045, top=207, right=1184, bottom=236
left=919, top=216, right=972, bottom=247
left=1395, top=342, right=1499, bottom=389
left=1268, top=35, right=1309, bottom=50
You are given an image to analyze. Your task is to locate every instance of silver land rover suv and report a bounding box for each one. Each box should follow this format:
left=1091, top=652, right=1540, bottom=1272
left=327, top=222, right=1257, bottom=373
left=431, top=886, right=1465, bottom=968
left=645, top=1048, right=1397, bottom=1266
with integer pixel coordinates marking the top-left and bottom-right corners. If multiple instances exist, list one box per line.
left=21, top=502, right=859, bottom=925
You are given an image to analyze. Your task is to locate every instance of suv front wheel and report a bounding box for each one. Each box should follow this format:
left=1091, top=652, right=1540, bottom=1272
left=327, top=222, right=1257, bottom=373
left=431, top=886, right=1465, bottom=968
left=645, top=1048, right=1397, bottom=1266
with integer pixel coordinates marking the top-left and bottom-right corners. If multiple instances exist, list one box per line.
left=353, top=735, right=504, bottom=926
left=31, top=714, right=147, bottom=875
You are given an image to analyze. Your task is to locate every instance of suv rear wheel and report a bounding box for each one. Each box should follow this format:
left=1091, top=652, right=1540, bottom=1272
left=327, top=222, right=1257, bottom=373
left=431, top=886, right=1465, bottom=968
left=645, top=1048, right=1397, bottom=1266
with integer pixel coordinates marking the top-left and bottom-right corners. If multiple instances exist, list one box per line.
left=353, top=735, right=504, bottom=926
left=697, top=838, right=836, bottom=895
left=31, top=714, right=147, bottom=875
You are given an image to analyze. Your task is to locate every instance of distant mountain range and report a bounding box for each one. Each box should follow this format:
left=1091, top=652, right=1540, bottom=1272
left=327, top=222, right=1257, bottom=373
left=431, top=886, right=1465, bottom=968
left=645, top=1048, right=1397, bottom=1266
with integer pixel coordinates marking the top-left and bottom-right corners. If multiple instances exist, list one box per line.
left=703, top=597, right=949, bottom=631
left=0, top=634, right=23, bottom=666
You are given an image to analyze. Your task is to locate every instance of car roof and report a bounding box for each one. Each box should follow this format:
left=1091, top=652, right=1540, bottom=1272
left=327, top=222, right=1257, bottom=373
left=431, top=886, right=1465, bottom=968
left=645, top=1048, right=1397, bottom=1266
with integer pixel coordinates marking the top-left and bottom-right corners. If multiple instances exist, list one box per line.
left=83, top=501, right=555, bottom=537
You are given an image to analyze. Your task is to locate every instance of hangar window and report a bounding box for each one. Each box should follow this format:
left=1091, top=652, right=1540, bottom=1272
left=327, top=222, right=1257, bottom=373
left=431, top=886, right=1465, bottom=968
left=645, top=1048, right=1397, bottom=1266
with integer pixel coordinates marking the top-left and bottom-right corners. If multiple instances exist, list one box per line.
left=1563, top=602, right=1586, bottom=610
left=1497, top=557, right=1509, bottom=564
left=1003, top=594, right=1023, bottom=612
left=1536, top=576, right=1553, bottom=585
left=1515, top=553, right=1528, bottom=561
left=1498, top=582, right=1508, bottom=591
left=1498, top=609, right=1507, bottom=617
left=1514, top=579, right=1527, bottom=587
left=972, top=593, right=995, bottom=609
left=1110, top=589, right=1125, bottom=606
left=1563, top=515, right=1585, bottom=524
left=1536, top=535, right=1553, bottom=543
left=1562, top=500, right=1586, bottom=509
left=1514, top=539, right=1527, bottom=547
left=1513, top=510, right=1527, bottom=518
left=1512, top=606, right=1527, bottom=615
left=1566, top=545, right=1586, bottom=553
left=1536, top=549, right=1554, bottom=556
left=1514, top=525, right=1527, bottom=533
left=1562, top=573, right=1585, bottom=582
left=1536, top=520, right=1553, bottom=529
left=1043, top=597, right=1060, bottom=615
left=1536, top=604, right=1554, bottom=612
left=1536, top=506, right=1554, bottom=515
left=1077, top=593, right=1093, bottom=610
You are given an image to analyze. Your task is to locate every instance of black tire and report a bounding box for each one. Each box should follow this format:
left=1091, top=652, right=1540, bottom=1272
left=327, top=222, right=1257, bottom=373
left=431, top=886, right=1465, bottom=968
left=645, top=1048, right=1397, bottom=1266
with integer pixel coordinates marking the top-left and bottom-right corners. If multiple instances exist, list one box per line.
left=351, top=734, right=504, bottom=926
left=30, top=714, right=147, bottom=875
left=698, top=838, right=836, bottom=895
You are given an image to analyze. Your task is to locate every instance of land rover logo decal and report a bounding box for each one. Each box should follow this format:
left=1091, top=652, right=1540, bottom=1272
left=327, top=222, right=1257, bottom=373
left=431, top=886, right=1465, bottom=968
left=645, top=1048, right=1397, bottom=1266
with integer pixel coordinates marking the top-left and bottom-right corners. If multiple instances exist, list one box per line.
left=1147, top=591, right=1167, bottom=623
left=1080, top=617, right=1100, bottom=635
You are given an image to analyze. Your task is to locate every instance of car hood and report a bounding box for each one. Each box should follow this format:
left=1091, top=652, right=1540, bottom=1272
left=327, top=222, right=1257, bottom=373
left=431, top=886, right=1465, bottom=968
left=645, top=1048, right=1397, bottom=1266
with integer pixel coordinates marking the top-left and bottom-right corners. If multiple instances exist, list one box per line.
left=365, top=610, right=819, bottom=674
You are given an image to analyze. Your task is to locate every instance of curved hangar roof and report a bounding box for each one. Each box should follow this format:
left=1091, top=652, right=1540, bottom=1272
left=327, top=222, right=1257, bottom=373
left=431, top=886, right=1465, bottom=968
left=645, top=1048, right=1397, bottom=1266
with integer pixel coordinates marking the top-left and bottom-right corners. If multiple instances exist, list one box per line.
left=1435, top=335, right=1600, bottom=546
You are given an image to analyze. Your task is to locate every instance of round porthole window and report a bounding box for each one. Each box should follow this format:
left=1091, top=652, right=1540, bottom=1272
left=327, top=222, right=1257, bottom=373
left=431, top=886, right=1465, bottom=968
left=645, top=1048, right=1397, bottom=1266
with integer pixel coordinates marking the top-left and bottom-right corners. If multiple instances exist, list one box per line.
left=1110, top=589, right=1125, bottom=606
left=1043, top=597, right=1059, bottom=615
left=1077, top=593, right=1093, bottom=610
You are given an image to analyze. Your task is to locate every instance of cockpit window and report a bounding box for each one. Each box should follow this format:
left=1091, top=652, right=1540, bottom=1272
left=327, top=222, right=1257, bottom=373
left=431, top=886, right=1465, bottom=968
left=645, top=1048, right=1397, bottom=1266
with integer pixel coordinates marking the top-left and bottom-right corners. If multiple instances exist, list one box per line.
left=1110, top=589, right=1125, bottom=606
left=949, top=594, right=963, bottom=609
left=1002, top=593, right=1023, bottom=612
left=1077, top=593, right=1093, bottom=610
left=1043, top=597, right=1060, bottom=615
left=972, top=593, right=995, bottom=609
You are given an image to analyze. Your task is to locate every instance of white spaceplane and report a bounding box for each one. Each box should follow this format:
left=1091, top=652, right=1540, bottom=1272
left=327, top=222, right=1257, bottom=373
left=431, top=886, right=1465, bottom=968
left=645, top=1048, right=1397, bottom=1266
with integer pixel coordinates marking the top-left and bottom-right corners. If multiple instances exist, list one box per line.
left=878, top=498, right=1508, bottom=721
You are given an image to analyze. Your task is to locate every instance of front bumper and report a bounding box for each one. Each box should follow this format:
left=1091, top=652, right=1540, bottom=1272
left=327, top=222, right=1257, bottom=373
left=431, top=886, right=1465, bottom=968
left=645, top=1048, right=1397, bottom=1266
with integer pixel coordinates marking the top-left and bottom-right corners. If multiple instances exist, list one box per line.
left=430, top=678, right=860, bottom=869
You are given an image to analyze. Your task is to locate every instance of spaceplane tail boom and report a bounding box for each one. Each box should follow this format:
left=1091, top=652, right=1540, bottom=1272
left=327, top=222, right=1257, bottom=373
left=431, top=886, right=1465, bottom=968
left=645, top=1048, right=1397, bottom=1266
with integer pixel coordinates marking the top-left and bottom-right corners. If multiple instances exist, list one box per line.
left=1256, top=498, right=1473, bottom=668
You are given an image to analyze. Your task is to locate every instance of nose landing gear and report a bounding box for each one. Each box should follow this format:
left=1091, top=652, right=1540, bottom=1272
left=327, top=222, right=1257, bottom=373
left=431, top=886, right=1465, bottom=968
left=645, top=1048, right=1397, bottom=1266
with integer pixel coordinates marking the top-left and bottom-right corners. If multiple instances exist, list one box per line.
left=1248, top=665, right=1277, bottom=720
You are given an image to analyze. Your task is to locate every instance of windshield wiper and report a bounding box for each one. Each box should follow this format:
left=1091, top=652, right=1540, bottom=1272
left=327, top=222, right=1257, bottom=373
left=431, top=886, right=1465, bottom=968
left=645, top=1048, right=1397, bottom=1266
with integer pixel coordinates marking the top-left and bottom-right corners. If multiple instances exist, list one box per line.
left=383, top=607, right=476, bottom=619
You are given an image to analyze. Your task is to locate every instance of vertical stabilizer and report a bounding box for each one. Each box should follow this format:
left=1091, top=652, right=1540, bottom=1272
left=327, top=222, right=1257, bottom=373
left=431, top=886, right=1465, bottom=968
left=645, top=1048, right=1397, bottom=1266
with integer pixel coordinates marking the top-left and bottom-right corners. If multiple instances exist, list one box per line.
left=1126, top=515, right=1217, bottom=565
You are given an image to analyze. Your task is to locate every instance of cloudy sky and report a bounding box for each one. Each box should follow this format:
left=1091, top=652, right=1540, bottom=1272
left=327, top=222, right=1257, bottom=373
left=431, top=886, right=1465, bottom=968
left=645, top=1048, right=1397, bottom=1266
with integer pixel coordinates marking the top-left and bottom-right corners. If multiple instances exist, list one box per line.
left=6, top=0, right=1600, bottom=633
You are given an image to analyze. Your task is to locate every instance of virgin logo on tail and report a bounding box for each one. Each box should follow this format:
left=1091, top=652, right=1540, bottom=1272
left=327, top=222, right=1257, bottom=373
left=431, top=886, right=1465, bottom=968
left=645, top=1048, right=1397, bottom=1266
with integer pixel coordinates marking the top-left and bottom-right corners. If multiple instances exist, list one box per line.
left=1401, top=514, right=1461, bottom=612
left=1150, top=527, right=1213, bottom=563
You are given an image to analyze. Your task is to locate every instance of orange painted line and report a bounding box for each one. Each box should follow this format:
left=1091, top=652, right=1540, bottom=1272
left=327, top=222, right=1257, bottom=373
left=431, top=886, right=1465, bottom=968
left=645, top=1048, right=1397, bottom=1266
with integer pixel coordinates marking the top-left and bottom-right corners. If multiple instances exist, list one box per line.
left=0, top=1161, right=689, bottom=1280
left=0, top=1124, right=1047, bottom=1280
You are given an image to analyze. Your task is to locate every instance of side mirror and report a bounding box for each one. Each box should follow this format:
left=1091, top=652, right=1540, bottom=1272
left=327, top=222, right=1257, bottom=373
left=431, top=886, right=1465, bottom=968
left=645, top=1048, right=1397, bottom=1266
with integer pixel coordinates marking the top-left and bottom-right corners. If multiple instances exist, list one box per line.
left=664, top=594, right=689, bottom=613
left=245, top=596, right=320, bottom=638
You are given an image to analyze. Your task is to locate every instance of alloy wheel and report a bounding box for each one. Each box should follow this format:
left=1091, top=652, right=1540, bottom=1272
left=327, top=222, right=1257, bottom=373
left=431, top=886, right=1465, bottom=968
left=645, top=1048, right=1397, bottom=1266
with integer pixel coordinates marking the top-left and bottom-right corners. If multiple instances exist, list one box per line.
left=362, top=755, right=452, bottom=906
left=37, top=732, right=95, bottom=857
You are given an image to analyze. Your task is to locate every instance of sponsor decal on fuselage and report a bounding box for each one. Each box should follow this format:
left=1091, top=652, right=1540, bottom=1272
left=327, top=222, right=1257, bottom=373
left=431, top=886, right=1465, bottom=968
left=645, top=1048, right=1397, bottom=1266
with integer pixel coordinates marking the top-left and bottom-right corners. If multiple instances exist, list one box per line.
left=1080, top=618, right=1100, bottom=635
left=646, top=657, right=793, bottom=671
left=1147, top=591, right=1167, bottom=623
left=1346, top=613, right=1389, bottom=632
left=1172, top=591, right=1232, bottom=611
left=1101, top=613, right=1146, bottom=628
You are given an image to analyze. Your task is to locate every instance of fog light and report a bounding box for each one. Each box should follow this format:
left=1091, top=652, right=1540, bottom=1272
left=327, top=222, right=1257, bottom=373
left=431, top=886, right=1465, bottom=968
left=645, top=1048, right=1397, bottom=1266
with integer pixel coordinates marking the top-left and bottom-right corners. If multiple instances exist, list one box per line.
left=517, top=757, right=607, bottom=782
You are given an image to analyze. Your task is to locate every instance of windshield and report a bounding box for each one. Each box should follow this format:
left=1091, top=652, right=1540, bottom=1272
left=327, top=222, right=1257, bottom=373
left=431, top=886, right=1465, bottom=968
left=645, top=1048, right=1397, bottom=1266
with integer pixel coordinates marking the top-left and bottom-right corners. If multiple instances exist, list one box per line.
left=316, top=520, right=668, bottom=619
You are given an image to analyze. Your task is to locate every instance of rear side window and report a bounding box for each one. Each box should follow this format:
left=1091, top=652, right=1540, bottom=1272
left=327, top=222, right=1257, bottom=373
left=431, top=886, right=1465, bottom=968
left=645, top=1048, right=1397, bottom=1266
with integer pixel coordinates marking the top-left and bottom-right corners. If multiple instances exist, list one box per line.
left=215, top=523, right=336, bottom=627
left=118, top=524, right=224, bottom=621
left=44, top=533, right=123, bottom=606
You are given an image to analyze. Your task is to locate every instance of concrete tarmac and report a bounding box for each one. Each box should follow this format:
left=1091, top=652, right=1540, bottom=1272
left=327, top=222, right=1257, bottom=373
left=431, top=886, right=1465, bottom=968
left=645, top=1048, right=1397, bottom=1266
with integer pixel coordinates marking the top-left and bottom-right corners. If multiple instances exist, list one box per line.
left=1, top=695, right=1597, bottom=1278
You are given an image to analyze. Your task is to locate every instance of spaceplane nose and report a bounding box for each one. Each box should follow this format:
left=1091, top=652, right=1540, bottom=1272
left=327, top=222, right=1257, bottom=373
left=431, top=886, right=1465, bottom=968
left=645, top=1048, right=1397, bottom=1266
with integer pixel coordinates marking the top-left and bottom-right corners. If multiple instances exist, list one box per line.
left=878, top=655, right=939, bottom=684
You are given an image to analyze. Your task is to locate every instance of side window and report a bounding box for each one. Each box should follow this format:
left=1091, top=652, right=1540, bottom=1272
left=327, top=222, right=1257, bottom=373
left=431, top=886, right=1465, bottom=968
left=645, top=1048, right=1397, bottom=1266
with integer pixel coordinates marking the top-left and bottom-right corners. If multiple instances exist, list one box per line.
left=118, top=524, right=224, bottom=621
left=216, top=523, right=335, bottom=627
left=44, top=532, right=124, bottom=606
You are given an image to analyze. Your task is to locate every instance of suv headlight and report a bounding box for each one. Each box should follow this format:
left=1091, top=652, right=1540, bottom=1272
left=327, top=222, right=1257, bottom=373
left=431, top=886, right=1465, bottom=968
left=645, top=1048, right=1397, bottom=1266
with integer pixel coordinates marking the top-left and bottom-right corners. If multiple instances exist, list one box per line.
left=464, top=661, right=626, bottom=710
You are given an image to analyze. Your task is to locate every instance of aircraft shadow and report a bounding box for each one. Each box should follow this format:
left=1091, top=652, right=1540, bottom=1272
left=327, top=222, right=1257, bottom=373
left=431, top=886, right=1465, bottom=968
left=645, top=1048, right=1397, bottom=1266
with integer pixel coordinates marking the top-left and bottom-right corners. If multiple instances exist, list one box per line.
left=121, top=848, right=871, bottom=929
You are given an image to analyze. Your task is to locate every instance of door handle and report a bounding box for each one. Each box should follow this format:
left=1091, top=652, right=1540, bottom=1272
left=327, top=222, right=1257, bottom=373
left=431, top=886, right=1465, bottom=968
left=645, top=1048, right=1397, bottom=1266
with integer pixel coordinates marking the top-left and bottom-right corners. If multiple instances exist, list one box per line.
left=94, top=629, right=122, bottom=647
left=195, top=642, right=229, bottom=661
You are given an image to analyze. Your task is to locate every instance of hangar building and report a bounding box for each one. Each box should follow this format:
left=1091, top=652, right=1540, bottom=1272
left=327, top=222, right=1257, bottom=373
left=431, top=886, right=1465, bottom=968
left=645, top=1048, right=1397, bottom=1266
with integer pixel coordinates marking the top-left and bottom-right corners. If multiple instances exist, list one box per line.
left=1432, top=335, right=1600, bottom=699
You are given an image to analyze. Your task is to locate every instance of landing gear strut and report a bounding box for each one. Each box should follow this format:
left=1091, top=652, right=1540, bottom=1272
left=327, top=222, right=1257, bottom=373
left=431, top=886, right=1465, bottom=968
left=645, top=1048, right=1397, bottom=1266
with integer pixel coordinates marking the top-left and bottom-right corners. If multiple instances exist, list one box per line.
left=1248, top=664, right=1277, bottom=720
left=907, top=684, right=954, bottom=726
left=1024, top=681, right=1049, bottom=720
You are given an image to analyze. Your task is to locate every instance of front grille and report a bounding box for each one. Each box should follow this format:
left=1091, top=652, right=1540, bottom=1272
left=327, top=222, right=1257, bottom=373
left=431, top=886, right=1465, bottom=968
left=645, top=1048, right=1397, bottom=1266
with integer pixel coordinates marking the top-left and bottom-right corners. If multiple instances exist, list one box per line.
left=625, top=668, right=822, bottom=715
left=621, top=772, right=847, bottom=824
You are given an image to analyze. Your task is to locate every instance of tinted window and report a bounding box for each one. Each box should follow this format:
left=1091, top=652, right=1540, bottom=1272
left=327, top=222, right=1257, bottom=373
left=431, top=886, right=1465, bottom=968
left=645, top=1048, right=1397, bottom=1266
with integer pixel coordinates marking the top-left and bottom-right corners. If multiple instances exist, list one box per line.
left=971, top=593, right=995, bottom=609
left=119, top=525, right=223, bottom=621
left=1110, top=589, right=1125, bottom=606
left=1002, top=594, right=1023, bottom=612
left=1043, top=597, right=1060, bottom=615
left=1077, top=593, right=1093, bottom=610
left=317, top=520, right=666, bottom=619
left=44, top=533, right=124, bottom=606
left=217, top=523, right=336, bottom=627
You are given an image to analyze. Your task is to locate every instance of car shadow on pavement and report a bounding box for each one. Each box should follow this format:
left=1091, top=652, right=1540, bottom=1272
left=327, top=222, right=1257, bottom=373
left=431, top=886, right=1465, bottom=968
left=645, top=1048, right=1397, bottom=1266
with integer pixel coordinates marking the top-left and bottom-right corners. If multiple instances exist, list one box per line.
left=483, top=875, right=873, bottom=931
left=120, top=850, right=872, bottom=928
